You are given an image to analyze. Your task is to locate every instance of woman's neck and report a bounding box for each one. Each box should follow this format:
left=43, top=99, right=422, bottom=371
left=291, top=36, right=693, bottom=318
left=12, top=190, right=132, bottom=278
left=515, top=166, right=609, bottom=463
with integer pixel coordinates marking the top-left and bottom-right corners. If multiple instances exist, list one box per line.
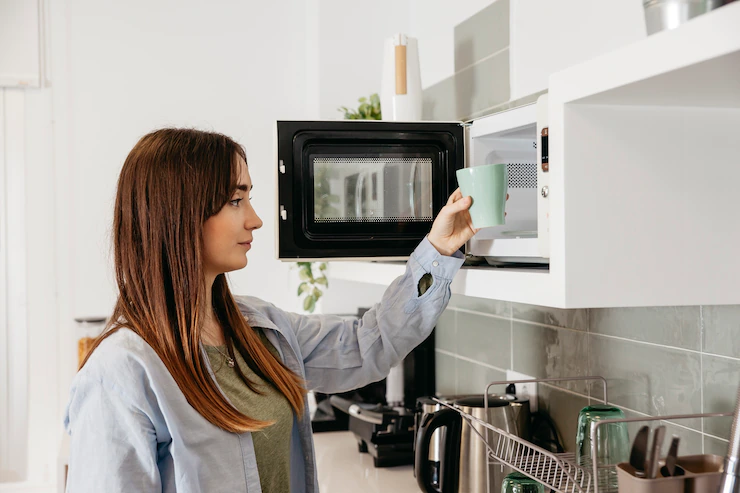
left=201, top=276, right=226, bottom=346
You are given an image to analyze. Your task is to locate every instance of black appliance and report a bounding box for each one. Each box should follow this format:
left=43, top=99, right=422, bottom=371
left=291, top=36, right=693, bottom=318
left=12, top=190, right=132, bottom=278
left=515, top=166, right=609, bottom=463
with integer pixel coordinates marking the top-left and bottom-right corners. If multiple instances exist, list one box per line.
left=276, top=120, right=464, bottom=260
left=326, top=310, right=436, bottom=467
left=310, top=309, right=386, bottom=433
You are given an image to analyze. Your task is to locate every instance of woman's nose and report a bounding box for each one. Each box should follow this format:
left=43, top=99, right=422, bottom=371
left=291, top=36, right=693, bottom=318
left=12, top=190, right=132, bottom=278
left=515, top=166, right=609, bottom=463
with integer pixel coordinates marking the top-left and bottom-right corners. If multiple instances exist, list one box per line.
left=246, top=208, right=263, bottom=230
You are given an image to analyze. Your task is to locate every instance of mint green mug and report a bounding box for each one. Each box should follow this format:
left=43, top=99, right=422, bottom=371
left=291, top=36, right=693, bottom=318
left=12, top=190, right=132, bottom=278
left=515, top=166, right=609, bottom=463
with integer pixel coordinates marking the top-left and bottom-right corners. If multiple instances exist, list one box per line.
left=456, top=163, right=508, bottom=229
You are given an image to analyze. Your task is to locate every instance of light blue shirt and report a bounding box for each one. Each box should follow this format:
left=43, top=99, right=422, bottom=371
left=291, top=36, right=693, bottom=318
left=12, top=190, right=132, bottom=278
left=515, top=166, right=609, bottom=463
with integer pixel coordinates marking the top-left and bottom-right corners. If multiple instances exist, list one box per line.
left=63, top=237, right=464, bottom=492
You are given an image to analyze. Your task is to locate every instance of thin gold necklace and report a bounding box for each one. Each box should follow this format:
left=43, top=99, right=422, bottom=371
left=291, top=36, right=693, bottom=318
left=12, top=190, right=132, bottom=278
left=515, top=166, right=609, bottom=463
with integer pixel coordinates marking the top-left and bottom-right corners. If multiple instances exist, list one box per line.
left=214, top=345, right=235, bottom=368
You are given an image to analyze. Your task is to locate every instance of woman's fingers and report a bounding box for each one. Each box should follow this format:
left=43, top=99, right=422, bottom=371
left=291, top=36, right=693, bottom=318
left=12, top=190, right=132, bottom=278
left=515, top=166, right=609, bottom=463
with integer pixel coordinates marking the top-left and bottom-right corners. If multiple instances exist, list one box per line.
left=447, top=188, right=463, bottom=205
left=448, top=195, right=472, bottom=213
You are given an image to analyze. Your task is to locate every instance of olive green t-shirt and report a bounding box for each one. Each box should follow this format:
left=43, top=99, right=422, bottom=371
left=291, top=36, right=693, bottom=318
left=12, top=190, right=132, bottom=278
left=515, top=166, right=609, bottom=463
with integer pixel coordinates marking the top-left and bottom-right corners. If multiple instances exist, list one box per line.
left=204, top=331, right=293, bottom=493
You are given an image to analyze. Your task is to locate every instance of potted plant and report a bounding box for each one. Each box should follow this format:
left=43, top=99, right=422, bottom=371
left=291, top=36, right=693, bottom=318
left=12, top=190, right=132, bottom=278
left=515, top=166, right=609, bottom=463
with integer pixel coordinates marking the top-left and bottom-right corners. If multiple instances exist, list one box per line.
left=295, top=94, right=382, bottom=313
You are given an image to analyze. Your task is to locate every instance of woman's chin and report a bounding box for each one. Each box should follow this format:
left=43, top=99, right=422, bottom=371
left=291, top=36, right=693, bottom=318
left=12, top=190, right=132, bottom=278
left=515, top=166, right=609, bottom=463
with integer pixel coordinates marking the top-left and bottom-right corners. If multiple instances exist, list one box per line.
left=221, top=258, right=248, bottom=273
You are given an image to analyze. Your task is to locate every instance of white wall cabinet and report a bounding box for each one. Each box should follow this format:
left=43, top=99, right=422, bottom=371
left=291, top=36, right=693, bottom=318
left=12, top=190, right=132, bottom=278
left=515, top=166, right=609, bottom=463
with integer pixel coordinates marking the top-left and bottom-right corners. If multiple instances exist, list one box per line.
left=330, top=3, right=740, bottom=308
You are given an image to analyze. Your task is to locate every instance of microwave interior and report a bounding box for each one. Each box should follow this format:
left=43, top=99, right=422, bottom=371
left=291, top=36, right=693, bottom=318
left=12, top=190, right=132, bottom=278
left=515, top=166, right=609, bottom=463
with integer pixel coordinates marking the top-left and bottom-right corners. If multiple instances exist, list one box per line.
left=467, top=120, right=547, bottom=266
left=277, top=121, right=463, bottom=260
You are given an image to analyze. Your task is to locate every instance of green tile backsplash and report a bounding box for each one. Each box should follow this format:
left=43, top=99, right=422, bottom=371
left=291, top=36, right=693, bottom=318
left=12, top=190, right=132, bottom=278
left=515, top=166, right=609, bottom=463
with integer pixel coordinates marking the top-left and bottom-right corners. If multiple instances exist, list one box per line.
left=591, top=306, right=702, bottom=350
left=436, top=294, right=740, bottom=454
left=454, top=0, right=510, bottom=72
left=703, top=305, right=740, bottom=358
left=421, top=0, right=510, bottom=121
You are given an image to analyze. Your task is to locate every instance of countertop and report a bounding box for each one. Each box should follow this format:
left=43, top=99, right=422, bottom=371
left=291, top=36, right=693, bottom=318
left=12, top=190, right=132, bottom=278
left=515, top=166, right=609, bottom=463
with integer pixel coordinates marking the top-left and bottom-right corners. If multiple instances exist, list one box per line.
left=59, top=430, right=420, bottom=492
left=314, top=431, right=419, bottom=492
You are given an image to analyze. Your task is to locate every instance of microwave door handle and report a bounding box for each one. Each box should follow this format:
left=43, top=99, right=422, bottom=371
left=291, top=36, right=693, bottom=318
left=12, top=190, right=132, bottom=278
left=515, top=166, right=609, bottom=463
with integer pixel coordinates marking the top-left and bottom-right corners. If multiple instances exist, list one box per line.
left=408, top=160, right=418, bottom=218
left=355, top=171, right=366, bottom=218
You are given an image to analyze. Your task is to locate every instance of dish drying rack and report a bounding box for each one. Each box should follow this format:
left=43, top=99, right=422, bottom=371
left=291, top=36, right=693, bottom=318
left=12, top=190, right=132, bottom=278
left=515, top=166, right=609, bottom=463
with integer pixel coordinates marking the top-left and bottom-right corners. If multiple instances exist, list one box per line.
left=432, top=376, right=733, bottom=493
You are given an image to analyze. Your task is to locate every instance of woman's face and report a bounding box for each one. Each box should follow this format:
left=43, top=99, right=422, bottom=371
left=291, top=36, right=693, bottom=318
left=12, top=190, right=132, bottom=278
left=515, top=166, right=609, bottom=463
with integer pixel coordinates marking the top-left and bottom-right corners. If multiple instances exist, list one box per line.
left=202, top=157, right=263, bottom=279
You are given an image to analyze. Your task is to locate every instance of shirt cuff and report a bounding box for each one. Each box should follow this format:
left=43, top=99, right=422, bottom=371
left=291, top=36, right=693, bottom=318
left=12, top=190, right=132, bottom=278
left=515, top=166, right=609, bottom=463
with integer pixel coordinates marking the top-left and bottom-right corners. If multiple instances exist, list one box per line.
left=410, top=236, right=465, bottom=281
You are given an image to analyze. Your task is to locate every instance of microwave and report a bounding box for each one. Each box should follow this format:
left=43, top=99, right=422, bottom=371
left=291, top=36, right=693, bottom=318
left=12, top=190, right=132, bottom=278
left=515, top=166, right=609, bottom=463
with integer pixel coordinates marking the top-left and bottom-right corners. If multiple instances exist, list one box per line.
left=275, top=95, right=549, bottom=264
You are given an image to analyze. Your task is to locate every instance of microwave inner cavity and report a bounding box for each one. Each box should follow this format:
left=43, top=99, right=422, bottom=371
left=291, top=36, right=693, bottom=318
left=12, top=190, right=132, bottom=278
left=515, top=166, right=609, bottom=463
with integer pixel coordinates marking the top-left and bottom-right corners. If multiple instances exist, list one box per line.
left=312, top=156, right=433, bottom=223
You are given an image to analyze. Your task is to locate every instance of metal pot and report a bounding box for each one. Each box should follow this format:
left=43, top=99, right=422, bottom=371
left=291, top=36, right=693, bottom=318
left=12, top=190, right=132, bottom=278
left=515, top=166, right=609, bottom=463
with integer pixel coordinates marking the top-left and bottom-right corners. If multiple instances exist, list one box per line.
left=643, top=0, right=724, bottom=35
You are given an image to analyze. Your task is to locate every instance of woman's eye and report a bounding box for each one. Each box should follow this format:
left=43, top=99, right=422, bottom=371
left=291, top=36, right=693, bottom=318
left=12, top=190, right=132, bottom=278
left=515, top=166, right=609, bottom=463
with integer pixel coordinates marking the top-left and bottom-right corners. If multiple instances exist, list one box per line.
left=229, top=198, right=243, bottom=207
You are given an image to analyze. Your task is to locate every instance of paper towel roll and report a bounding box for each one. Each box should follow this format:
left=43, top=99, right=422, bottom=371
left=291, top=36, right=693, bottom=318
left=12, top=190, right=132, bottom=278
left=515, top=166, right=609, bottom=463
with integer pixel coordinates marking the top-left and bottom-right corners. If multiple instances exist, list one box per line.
left=381, top=33, right=422, bottom=121
left=385, top=365, right=405, bottom=407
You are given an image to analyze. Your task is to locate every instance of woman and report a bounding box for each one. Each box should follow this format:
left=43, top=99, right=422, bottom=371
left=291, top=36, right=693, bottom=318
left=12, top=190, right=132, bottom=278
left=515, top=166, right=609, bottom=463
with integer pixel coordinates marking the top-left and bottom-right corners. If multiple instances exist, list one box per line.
left=64, top=128, right=478, bottom=492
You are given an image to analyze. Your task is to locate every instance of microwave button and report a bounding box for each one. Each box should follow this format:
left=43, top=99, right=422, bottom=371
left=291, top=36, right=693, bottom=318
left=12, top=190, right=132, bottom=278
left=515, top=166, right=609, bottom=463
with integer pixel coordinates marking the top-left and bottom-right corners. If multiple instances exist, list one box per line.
left=541, top=186, right=549, bottom=198
left=280, top=206, right=287, bottom=220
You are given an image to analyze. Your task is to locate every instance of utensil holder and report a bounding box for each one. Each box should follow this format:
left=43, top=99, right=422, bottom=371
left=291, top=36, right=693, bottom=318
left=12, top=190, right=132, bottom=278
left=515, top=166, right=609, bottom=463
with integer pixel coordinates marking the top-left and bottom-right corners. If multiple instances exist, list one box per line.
left=616, top=454, right=723, bottom=492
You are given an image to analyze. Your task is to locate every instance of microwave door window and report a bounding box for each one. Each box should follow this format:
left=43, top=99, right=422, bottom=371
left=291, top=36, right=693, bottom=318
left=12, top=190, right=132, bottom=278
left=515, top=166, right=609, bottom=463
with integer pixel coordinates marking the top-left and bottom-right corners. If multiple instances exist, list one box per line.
left=312, top=156, right=433, bottom=224
left=409, top=158, right=433, bottom=219
left=381, top=158, right=433, bottom=220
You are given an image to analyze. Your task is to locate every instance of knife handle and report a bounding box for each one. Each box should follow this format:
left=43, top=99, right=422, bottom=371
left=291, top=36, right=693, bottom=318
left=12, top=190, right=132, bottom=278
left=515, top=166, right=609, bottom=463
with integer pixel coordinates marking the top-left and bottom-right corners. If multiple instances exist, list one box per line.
left=648, top=426, right=666, bottom=479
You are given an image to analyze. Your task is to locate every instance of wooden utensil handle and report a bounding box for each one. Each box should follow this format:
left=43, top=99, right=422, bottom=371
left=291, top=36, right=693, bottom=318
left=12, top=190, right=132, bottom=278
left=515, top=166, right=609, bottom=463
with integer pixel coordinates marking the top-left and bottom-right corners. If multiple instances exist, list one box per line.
left=395, top=44, right=407, bottom=95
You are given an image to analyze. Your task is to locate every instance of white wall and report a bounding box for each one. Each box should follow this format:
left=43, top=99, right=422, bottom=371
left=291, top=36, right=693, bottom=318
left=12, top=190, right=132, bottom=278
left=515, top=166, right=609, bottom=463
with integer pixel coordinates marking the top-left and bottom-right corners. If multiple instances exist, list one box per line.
left=314, top=0, right=498, bottom=119
left=9, top=0, right=318, bottom=488
left=315, top=0, right=410, bottom=119
left=509, top=0, right=645, bottom=100
left=64, top=0, right=314, bottom=320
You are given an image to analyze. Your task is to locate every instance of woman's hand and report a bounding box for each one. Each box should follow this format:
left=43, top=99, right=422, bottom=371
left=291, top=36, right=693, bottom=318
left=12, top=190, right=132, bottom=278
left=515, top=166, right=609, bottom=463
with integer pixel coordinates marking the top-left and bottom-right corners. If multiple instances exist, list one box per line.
left=427, top=188, right=478, bottom=256
left=427, top=188, right=507, bottom=257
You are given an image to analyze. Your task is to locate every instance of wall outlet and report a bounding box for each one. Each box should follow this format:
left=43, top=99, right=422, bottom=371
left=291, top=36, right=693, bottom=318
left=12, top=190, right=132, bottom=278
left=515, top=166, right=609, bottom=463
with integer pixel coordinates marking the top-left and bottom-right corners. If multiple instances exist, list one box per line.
left=506, top=370, right=538, bottom=413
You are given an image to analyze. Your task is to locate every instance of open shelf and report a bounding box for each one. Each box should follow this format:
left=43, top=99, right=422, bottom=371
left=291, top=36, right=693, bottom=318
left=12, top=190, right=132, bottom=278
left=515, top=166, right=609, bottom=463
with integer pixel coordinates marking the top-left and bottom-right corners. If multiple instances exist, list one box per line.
left=328, top=261, right=556, bottom=306
left=549, top=2, right=740, bottom=108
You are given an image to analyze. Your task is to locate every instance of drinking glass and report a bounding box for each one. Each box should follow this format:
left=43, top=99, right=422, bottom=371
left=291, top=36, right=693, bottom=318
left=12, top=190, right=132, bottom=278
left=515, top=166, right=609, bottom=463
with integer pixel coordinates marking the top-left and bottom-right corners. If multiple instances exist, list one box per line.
left=575, top=405, right=630, bottom=490
left=501, top=472, right=545, bottom=493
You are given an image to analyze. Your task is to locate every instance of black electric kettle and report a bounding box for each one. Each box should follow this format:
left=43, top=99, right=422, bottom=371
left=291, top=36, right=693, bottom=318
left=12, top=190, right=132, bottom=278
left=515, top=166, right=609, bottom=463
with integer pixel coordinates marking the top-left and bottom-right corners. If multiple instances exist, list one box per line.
left=415, top=395, right=527, bottom=493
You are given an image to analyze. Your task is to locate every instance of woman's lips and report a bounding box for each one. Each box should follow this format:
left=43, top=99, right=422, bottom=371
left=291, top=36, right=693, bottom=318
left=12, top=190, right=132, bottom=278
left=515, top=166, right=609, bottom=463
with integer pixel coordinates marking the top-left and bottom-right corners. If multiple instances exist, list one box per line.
left=238, top=242, right=251, bottom=249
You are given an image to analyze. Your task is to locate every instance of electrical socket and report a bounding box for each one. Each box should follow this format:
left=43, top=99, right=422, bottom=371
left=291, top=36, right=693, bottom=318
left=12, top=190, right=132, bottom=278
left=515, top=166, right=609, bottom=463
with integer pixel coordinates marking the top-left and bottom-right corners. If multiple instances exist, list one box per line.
left=506, top=370, right=538, bottom=412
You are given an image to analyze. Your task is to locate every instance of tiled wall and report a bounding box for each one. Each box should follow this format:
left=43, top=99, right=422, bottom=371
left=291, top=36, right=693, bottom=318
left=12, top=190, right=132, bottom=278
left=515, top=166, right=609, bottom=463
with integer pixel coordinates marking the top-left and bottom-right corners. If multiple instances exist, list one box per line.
left=422, top=0, right=545, bottom=122
left=435, top=295, right=740, bottom=455
left=422, top=0, right=511, bottom=121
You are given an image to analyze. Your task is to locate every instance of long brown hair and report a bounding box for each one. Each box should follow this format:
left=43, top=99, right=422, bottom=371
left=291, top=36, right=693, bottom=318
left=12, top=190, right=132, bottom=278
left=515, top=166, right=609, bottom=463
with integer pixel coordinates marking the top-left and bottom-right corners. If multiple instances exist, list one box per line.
left=80, top=128, right=305, bottom=432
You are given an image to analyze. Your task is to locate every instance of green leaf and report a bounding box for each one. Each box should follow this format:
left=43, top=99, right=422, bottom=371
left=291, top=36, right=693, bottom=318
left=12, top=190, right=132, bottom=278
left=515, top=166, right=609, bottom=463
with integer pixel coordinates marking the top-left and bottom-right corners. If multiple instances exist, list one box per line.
left=312, top=287, right=322, bottom=299
left=315, top=276, right=328, bottom=286
left=297, top=282, right=309, bottom=296
left=318, top=263, right=327, bottom=271
left=338, top=93, right=383, bottom=120
left=303, top=295, right=316, bottom=313
left=299, top=268, right=312, bottom=281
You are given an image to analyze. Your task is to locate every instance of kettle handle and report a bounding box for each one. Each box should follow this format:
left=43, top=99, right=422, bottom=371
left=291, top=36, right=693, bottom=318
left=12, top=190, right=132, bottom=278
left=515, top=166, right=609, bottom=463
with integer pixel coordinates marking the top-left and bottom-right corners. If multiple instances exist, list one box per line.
left=415, top=407, right=462, bottom=493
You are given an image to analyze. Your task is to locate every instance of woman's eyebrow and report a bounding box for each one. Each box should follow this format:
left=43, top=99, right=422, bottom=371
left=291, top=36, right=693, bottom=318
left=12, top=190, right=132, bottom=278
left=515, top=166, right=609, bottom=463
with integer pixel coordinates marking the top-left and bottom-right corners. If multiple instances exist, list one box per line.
left=235, top=184, right=253, bottom=192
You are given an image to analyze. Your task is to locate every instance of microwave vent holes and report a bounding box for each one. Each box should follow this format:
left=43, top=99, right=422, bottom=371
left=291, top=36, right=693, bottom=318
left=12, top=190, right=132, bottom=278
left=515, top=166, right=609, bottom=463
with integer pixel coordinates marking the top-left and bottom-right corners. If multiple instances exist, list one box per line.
left=313, top=156, right=432, bottom=167
left=507, top=162, right=537, bottom=189
left=315, top=216, right=431, bottom=223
